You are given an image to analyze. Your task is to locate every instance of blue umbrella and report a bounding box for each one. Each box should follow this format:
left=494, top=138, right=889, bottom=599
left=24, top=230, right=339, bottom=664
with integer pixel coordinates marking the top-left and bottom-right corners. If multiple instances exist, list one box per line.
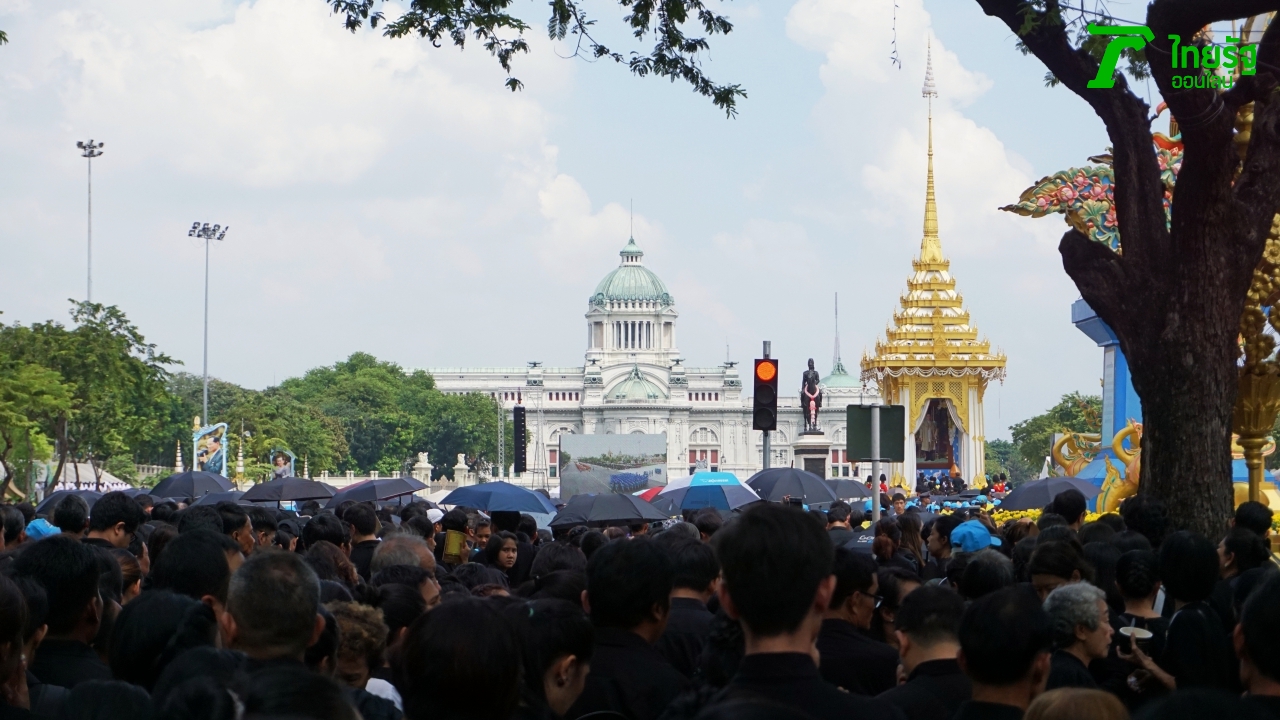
left=650, top=472, right=761, bottom=513
left=438, top=481, right=557, bottom=514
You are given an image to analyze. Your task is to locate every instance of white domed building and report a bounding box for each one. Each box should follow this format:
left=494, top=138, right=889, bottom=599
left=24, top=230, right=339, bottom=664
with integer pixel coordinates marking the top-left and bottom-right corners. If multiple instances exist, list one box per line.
left=425, top=237, right=878, bottom=492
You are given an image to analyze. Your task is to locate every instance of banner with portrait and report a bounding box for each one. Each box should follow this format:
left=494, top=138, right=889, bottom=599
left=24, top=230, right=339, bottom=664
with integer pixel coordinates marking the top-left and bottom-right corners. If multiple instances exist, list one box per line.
left=194, top=422, right=229, bottom=477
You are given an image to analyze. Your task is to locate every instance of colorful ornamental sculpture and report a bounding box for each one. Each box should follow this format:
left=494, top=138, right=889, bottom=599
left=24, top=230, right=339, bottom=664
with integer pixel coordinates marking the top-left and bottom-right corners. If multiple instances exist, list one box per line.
left=1008, top=99, right=1280, bottom=509
left=999, top=131, right=1184, bottom=252
left=861, top=48, right=1006, bottom=490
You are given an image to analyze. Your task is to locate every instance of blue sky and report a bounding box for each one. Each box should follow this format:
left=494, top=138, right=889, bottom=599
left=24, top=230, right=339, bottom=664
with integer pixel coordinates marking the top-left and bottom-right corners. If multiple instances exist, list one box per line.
left=0, top=0, right=1165, bottom=438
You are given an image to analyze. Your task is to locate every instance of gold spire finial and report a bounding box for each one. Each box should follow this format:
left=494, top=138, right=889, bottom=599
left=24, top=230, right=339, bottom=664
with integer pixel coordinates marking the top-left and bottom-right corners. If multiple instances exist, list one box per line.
left=921, top=40, right=943, bottom=264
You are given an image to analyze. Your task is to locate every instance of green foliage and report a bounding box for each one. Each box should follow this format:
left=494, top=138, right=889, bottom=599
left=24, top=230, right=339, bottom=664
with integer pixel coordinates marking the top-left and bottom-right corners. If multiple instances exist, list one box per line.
left=103, top=455, right=140, bottom=486
left=278, top=352, right=510, bottom=478
left=3, top=305, right=513, bottom=487
left=1009, top=392, right=1102, bottom=469
left=985, top=439, right=1035, bottom=488
left=328, top=0, right=745, bottom=116
left=1014, top=3, right=1149, bottom=89
left=0, top=357, right=72, bottom=497
left=0, top=301, right=174, bottom=489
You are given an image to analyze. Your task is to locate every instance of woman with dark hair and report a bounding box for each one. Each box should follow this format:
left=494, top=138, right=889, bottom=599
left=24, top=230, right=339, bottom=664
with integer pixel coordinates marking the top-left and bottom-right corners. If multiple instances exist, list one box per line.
left=895, top=514, right=926, bottom=570
left=146, top=524, right=178, bottom=568
left=871, top=517, right=918, bottom=573
left=1111, top=550, right=1169, bottom=710
left=517, top=570, right=587, bottom=608
left=1208, top=526, right=1272, bottom=629
left=109, top=591, right=218, bottom=692
left=394, top=598, right=521, bottom=720
left=1029, top=541, right=1095, bottom=600
left=485, top=531, right=520, bottom=579
left=505, top=599, right=594, bottom=720
left=306, top=541, right=362, bottom=592
left=867, top=567, right=921, bottom=649
left=1120, top=531, right=1239, bottom=693
left=110, top=549, right=143, bottom=604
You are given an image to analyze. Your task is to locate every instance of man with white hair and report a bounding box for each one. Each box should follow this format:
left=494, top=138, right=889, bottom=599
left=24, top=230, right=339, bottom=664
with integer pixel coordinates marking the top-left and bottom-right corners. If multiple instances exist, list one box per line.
left=1043, top=582, right=1112, bottom=690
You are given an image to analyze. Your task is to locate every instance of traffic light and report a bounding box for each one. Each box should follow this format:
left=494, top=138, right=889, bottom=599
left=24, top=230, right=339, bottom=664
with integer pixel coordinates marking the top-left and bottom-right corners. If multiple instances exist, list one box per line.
left=752, top=359, right=779, bottom=431
left=513, top=405, right=527, bottom=474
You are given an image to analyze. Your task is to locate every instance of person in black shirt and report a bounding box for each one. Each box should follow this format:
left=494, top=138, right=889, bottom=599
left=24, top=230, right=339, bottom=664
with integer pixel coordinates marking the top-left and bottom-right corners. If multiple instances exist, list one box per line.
left=816, top=548, right=899, bottom=695
left=565, top=538, right=687, bottom=720
left=83, top=492, right=146, bottom=550
left=877, top=585, right=971, bottom=720
left=703, top=504, right=899, bottom=720
left=344, top=503, right=382, bottom=581
left=1043, top=582, right=1112, bottom=690
left=1236, top=573, right=1280, bottom=718
left=1121, top=531, right=1239, bottom=693
left=1111, top=550, right=1171, bottom=710
left=655, top=539, right=718, bottom=680
left=954, top=587, right=1052, bottom=720
left=12, top=536, right=112, bottom=688
left=826, top=502, right=857, bottom=547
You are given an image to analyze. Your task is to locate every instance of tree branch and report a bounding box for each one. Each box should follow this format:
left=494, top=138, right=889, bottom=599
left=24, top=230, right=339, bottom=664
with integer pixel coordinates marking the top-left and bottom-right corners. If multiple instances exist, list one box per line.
left=1060, top=228, right=1131, bottom=336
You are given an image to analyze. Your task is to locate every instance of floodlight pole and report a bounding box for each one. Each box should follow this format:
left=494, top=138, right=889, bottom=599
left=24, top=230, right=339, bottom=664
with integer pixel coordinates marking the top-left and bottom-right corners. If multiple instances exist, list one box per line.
left=188, top=222, right=229, bottom=425
left=77, top=140, right=104, bottom=302
left=762, top=341, right=771, bottom=471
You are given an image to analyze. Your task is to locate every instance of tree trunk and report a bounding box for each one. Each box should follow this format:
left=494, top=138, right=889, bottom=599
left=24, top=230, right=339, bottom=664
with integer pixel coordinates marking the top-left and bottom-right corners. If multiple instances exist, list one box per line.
left=979, top=0, right=1280, bottom=537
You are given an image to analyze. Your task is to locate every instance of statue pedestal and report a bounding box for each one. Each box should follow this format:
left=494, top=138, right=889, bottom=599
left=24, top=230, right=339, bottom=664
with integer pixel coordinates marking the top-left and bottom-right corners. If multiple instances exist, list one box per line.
left=792, top=433, right=831, bottom=480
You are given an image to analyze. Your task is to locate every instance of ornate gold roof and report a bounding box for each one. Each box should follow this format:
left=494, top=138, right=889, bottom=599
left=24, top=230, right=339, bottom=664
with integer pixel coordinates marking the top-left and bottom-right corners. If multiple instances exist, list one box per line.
left=861, top=62, right=1006, bottom=386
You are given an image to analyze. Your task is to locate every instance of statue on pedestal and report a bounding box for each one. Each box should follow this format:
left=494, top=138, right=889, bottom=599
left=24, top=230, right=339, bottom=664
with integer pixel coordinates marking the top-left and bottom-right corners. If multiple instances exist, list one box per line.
left=801, top=358, right=824, bottom=433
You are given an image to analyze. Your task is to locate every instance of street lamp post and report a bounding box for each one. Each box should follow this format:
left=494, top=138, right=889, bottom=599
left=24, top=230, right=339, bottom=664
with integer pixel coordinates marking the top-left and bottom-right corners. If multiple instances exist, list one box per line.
left=76, top=140, right=104, bottom=302
left=188, top=222, right=229, bottom=425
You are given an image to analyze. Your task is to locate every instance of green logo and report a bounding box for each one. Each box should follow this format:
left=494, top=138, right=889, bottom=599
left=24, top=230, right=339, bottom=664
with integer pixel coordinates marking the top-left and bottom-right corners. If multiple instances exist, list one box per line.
left=1086, top=25, right=1153, bottom=89
left=1087, top=24, right=1258, bottom=90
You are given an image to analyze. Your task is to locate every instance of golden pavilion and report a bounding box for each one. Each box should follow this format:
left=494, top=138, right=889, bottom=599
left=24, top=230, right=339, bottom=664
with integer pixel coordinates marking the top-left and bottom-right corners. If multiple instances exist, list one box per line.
left=860, top=47, right=1006, bottom=489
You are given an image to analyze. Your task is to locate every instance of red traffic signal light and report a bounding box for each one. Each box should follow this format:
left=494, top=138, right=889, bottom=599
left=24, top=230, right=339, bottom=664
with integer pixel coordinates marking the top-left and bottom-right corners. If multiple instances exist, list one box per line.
left=755, top=359, right=777, bottom=382
left=753, top=359, right=778, bottom=432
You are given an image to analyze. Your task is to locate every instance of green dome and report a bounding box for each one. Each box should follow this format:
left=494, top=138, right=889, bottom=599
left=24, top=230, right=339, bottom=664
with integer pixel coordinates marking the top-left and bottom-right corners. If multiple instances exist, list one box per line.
left=821, top=360, right=861, bottom=389
left=608, top=365, right=668, bottom=402
left=590, top=239, right=674, bottom=306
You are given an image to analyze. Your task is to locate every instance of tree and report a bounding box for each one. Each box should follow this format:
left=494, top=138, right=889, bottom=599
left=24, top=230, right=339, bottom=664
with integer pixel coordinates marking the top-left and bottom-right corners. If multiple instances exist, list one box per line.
left=278, top=352, right=508, bottom=477
left=985, top=439, right=1036, bottom=487
left=1009, top=392, right=1102, bottom=469
left=0, top=302, right=175, bottom=490
left=327, top=0, right=745, bottom=115
left=975, top=0, right=1280, bottom=536
left=0, top=361, right=72, bottom=498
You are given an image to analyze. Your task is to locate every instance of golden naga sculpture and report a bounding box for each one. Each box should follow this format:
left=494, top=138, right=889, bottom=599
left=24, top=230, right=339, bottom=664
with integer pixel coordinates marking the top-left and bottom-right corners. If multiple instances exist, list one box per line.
left=1098, top=421, right=1142, bottom=513
left=1051, top=432, right=1102, bottom=478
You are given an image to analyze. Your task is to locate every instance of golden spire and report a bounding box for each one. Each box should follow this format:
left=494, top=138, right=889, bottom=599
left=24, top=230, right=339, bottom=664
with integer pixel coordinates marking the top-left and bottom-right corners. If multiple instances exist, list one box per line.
left=920, top=40, right=943, bottom=264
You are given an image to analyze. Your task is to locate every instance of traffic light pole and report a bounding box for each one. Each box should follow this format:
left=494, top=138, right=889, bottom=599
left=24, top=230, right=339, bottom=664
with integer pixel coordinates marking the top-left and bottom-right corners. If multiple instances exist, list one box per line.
left=762, top=341, right=771, bottom=470
left=870, top=404, right=881, bottom=522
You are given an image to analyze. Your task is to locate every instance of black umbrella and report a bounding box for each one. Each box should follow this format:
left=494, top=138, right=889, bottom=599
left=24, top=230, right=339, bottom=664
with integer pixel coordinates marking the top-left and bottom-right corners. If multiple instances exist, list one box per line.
left=35, top=490, right=103, bottom=515
left=241, top=477, right=336, bottom=503
left=191, top=491, right=252, bottom=507
left=746, top=468, right=839, bottom=504
left=996, top=476, right=1100, bottom=511
left=150, top=471, right=233, bottom=499
left=826, top=479, right=872, bottom=500
left=549, top=494, right=669, bottom=528
left=325, top=477, right=428, bottom=508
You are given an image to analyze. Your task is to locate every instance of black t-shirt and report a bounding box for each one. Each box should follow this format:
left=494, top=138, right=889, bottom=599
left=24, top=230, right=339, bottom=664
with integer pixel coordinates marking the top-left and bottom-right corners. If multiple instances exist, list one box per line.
left=1159, top=601, right=1239, bottom=692
left=1046, top=650, right=1097, bottom=690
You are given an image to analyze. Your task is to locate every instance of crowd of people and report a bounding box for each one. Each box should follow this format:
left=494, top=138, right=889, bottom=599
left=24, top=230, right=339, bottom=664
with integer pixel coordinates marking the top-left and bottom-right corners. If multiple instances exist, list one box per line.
left=0, top=485, right=1276, bottom=720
